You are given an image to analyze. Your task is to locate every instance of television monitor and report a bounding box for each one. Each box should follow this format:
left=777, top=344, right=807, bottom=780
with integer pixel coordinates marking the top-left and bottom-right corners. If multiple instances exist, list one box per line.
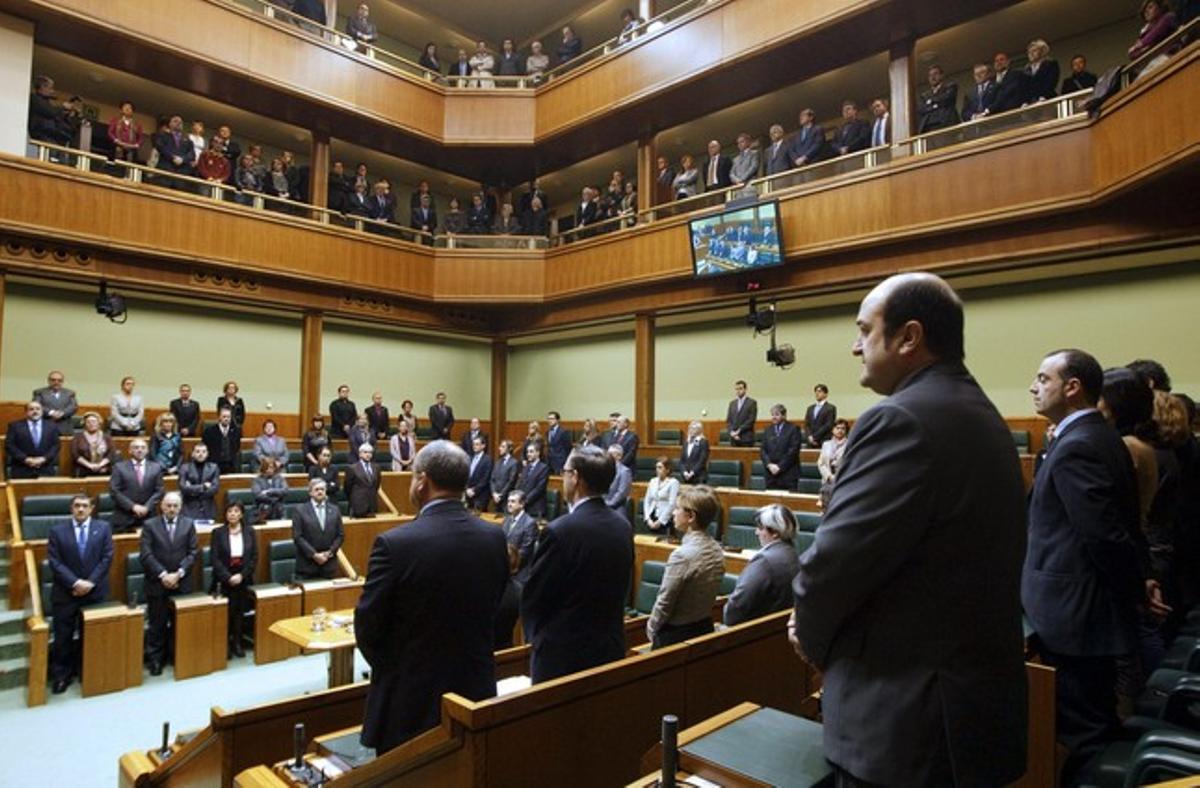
left=688, top=201, right=784, bottom=278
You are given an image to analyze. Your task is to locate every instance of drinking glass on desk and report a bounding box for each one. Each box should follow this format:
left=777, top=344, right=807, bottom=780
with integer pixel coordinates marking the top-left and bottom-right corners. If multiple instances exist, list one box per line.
left=311, top=607, right=328, bottom=632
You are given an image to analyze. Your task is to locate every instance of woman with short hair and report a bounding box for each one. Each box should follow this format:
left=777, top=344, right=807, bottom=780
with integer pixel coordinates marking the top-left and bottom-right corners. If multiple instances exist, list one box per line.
left=110, top=376, right=144, bottom=436
left=647, top=485, right=726, bottom=649
left=302, top=415, right=331, bottom=469
left=211, top=501, right=257, bottom=658
left=723, top=504, right=801, bottom=626
left=254, top=418, right=289, bottom=468
left=817, top=419, right=850, bottom=510
left=217, top=381, right=246, bottom=428
left=251, top=457, right=288, bottom=522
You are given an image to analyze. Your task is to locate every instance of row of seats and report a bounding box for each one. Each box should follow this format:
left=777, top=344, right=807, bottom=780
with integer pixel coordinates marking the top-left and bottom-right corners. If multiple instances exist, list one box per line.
left=237, top=449, right=395, bottom=474
left=632, top=455, right=824, bottom=493
left=631, top=561, right=739, bottom=617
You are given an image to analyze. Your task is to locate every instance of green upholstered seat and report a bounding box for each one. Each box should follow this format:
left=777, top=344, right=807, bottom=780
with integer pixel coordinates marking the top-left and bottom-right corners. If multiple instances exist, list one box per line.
left=634, top=560, right=667, bottom=615
left=707, top=460, right=742, bottom=488
left=634, top=456, right=658, bottom=482
left=718, top=429, right=731, bottom=445
left=269, top=540, right=296, bottom=583
left=655, top=429, right=682, bottom=444
left=226, top=489, right=256, bottom=508
left=125, top=552, right=144, bottom=603
left=719, top=572, right=738, bottom=596
left=1011, top=430, right=1031, bottom=452
left=20, top=494, right=75, bottom=540
left=749, top=461, right=766, bottom=490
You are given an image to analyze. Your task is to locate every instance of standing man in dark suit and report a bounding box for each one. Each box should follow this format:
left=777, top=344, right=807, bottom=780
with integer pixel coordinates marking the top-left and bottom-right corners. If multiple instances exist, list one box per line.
left=140, top=493, right=198, bottom=675
left=833, top=101, right=870, bottom=156
left=521, top=446, right=634, bottom=683
left=763, top=124, right=791, bottom=176
left=702, top=139, right=733, bottom=192
left=679, top=420, right=710, bottom=484
left=545, top=411, right=572, bottom=474
left=292, top=478, right=345, bottom=579
left=459, top=417, right=487, bottom=455
left=429, top=391, right=455, bottom=440
left=169, top=383, right=202, bottom=437
left=916, top=64, right=959, bottom=134
left=33, top=370, right=77, bottom=437
left=109, top=439, right=165, bottom=533
left=791, top=273, right=1028, bottom=787
left=803, top=384, right=838, bottom=448
left=355, top=441, right=508, bottom=753
left=517, top=443, right=550, bottom=518
left=365, top=392, right=390, bottom=440
left=869, top=97, right=891, bottom=147
left=604, top=444, right=633, bottom=514
left=329, top=384, right=358, bottom=439
left=488, top=439, right=520, bottom=512
left=991, top=52, right=1030, bottom=114
left=464, top=437, right=493, bottom=511
left=502, top=490, right=539, bottom=587
left=154, top=115, right=195, bottom=179
left=1061, top=54, right=1098, bottom=94
left=760, top=404, right=801, bottom=490
left=201, top=408, right=242, bottom=475
left=344, top=444, right=381, bottom=518
left=5, top=401, right=60, bottom=479
left=788, top=109, right=828, bottom=168
left=1024, top=348, right=1148, bottom=781
left=726, top=380, right=757, bottom=446
left=574, top=187, right=599, bottom=238
left=962, top=63, right=997, bottom=121
left=613, top=416, right=639, bottom=469
left=46, top=494, right=114, bottom=693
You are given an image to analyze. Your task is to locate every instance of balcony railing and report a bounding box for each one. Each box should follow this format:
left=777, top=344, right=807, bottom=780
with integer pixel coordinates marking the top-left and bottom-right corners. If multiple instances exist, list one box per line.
left=1123, top=16, right=1198, bottom=87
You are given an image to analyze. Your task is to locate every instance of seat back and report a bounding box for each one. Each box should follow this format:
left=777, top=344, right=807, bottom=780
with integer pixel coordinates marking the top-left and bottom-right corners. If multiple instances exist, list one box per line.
left=749, top=461, right=766, bottom=490
left=634, top=456, right=657, bottom=482
left=39, top=559, right=54, bottom=621
left=796, top=462, right=822, bottom=494
left=240, top=450, right=258, bottom=473
left=545, top=488, right=560, bottom=521
left=414, top=426, right=437, bottom=440
left=724, top=506, right=759, bottom=550
left=718, top=429, right=730, bottom=445
left=226, top=489, right=256, bottom=509
left=655, top=428, right=682, bottom=445
left=269, top=540, right=297, bottom=583
left=126, top=552, right=144, bottom=604
left=201, top=546, right=213, bottom=590
left=719, top=572, right=739, bottom=596
left=707, top=460, right=742, bottom=488
left=635, top=560, right=667, bottom=615
left=20, top=494, right=76, bottom=540
left=794, top=511, right=822, bottom=533
left=97, top=493, right=114, bottom=520
left=1011, top=430, right=1031, bottom=453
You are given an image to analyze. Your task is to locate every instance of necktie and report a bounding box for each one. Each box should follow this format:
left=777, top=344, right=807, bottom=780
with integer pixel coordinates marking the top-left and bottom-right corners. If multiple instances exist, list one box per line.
left=135, top=462, right=144, bottom=485
left=709, top=157, right=718, bottom=184
left=31, top=421, right=41, bottom=446
left=979, top=83, right=986, bottom=101
left=363, top=461, right=372, bottom=478
left=166, top=520, right=175, bottom=541
left=873, top=120, right=883, bottom=146
left=316, top=504, right=326, bottom=531
left=776, top=425, right=782, bottom=436
left=77, top=523, right=88, bottom=556
left=687, top=441, right=693, bottom=457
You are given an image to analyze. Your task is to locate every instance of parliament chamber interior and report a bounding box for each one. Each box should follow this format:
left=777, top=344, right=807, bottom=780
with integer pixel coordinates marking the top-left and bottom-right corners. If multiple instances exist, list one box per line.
left=0, top=0, right=1197, bottom=784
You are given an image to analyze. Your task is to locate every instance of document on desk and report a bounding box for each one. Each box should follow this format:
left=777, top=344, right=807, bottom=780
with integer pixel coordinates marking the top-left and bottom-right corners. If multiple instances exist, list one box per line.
left=497, top=675, right=532, bottom=696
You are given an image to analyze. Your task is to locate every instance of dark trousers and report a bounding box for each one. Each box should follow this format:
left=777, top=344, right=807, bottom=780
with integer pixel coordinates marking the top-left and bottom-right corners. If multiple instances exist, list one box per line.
left=651, top=618, right=713, bottom=650
left=50, top=599, right=94, bottom=681
left=1038, top=646, right=1120, bottom=784
left=223, top=583, right=251, bottom=644
left=145, top=589, right=182, bottom=664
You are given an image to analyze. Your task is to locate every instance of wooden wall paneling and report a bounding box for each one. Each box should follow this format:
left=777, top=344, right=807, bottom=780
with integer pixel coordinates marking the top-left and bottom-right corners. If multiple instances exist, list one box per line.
left=432, top=251, right=545, bottom=302
left=635, top=314, right=656, bottom=440
left=491, top=339, right=508, bottom=445
left=442, top=94, right=537, bottom=144
left=888, top=38, right=916, bottom=143
left=637, top=136, right=657, bottom=213
left=309, top=134, right=330, bottom=210
left=299, top=312, right=323, bottom=428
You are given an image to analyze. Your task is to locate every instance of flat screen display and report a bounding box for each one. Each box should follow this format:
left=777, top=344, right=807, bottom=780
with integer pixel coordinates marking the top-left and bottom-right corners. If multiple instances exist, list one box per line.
left=689, top=202, right=783, bottom=278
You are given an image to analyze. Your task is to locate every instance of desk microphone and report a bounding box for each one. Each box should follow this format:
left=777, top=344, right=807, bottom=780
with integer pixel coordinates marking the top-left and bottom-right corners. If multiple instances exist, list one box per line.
left=158, top=721, right=171, bottom=758
left=661, top=714, right=678, bottom=787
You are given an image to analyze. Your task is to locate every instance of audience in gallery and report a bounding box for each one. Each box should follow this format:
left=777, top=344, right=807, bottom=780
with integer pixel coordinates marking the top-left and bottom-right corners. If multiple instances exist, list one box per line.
left=646, top=485, right=725, bottom=649
left=345, top=2, right=378, bottom=54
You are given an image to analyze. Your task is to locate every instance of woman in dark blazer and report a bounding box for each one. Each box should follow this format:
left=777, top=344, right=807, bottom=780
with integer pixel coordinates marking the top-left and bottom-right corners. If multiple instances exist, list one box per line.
left=216, top=380, right=246, bottom=427
left=211, top=501, right=257, bottom=657
left=308, top=446, right=342, bottom=501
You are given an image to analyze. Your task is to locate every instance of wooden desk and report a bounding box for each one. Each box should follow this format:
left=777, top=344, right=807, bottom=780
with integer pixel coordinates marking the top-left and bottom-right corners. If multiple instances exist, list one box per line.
left=252, top=584, right=303, bottom=665
left=298, top=578, right=365, bottom=615
left=171, top=593, right=229, bottom=680
left=269, top=609, right=357, bottom=688
left=82, top=603, right=144, bottom=696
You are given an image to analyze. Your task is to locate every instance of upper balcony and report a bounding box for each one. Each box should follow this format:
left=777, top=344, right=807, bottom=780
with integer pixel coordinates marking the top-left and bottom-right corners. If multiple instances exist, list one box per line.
left=2, top=32, right=1196, bottom=334
left=2, top=0, right=1023, bottom=182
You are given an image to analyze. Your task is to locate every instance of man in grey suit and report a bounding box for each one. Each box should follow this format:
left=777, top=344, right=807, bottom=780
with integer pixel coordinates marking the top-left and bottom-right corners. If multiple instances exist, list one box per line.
left=502, top=490, right=539, bottom=586
left=489, top=440, right=520, bottom=512
left=729, top=132, right=759, bottom=190
left=292, top=478, right=345, bottom=579
left=726, top=379, right=757, bottom=446
left=764, top=124, right=790, bottom=176
left=109, top=439, right=165, bottom=532
left=140, top=492, right=198, bottom=674
left=33, top=370, right=77, bottom=436
left=604, top=444, right=632, bottom=514
left=790, top=273, right=1028, bottom=787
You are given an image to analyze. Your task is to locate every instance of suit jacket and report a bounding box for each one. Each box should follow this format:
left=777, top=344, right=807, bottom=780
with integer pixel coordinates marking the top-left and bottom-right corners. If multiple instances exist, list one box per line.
left=604, top=463, right=633, bottom=510
left=729, top=148, right=760, bottom=184
left=723, top=539, right=799, bottom=626
left=215, top=396, right=246, bottom=427
left=760, top=421, right=802, bottom=488
left=1062, top=71, right=1097, bottom=94
left=201, top=423, right=243, bottom=472
left=503, top=511, right=539, bottom=585
left=5, top=418, right=60, bottom=478
left=153, top=130, right=195, bottom=171
left=521, top=497, right=634, bottom=682
left=1023, top=410, right=1142, bottom=656
left=168, top=397, right=202, bottom=436
left=210, top=524, right=258, bottom=591
left=962, top=79, right=997, bottom=120
left=787, top=125, right=827, bottom=165
left=365, top=405, right=390, bottom=438
left=329, top=398, right=358, bottom=437
left=139, top=516, right=199, bottom=598
left=834, top=119, right=870, bottom=154
left=308, top=464, right=341, bottom=500
left=614, top=430, right=639, bottom=468
left=429, top=404, right=455, bottom=439
left=991, top=69, right=1030, bottom=113
left=702, top=154, right=733, bottom=190
left=47, top=518, right=114, bottom=607
left=292, top=500, right=345, bottom=578
left=327, top=173, right=353, bottom=213
left=546, top=426, right=572, bottom=473
left=345, top=191, right=370, bottom=216
left=517, top=461, right=550, bottom=517
left=678, top=437, right=710, bottom=484
left=356, top=500, right=508, bottom=751
left=459, top=429, right=489, bottom=455
left=792, top=363, right=1027, bottom=786
left=917, top=82, right=960, bottom=133
left=489, top=455, right=520, bottom=503
left=804, top=401, right=837, bottom=447
left=368, top=194, right=394, bottom=223
left=109, top=459, right=166, bottom=529
left=345, top=461, right=381, bottom=518
left=178, top=460, right=220, bottom=521
left=465, top=453, right=494, bottom=509
left=726, top=397, right=757, bottom=444
left=32, top=386, right=77, bottom=435
left=575, top=200, right=598, bottom=229
left=764, top=139, right=791, bottom=175
left=1024, top=59, right=1060, bottom=101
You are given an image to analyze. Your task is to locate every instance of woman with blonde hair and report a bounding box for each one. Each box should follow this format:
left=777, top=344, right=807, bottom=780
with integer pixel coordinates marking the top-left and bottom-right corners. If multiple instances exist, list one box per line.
left=646, top=485, right=725, bottom=649
left=150, top=412, right=182, bottom=474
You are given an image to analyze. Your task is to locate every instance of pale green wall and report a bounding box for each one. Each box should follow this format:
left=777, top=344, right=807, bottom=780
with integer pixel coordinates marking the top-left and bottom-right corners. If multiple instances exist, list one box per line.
left=320, top=323, right=491, bottom=420
left=508, top=332, right=635, bottom=420
left=0, top=282, right=302, bottom=410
